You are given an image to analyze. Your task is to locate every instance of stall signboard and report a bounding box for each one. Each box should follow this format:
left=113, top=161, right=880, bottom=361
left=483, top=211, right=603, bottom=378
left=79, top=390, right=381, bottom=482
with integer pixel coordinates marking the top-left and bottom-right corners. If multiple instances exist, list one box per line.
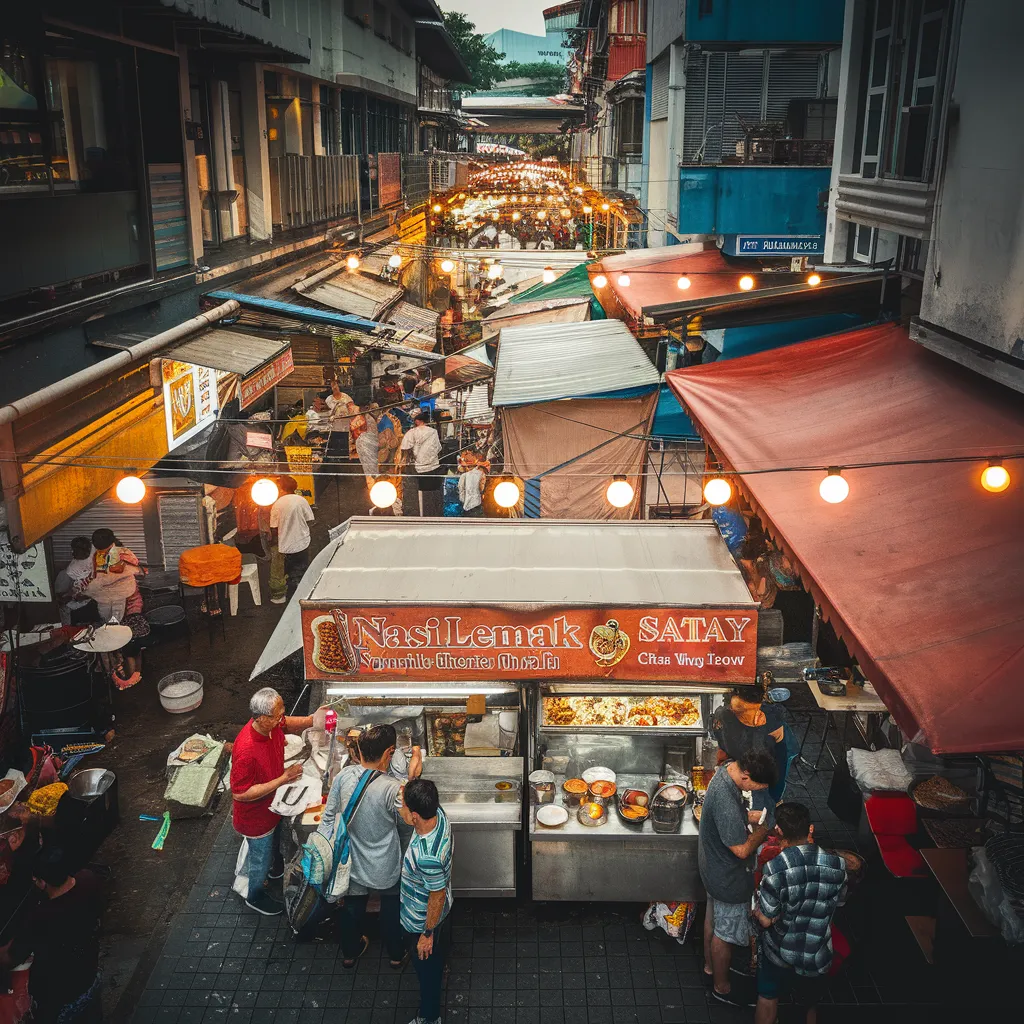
left=0, top=531, right=50, bottom=602
left=720, top=234, right=825, bottom=257
left=301, top=604, right=757, bottom=683
left=162, top=359, right=219, bottom=449
left=239, top=348, right=294, bottom=409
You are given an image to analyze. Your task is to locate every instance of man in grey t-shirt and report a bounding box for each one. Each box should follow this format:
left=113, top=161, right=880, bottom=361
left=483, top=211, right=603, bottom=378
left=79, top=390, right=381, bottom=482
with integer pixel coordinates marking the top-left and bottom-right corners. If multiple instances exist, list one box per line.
left=318, top=724, right=422, bottom=968
left=698, top=749, right=777, bottom=1007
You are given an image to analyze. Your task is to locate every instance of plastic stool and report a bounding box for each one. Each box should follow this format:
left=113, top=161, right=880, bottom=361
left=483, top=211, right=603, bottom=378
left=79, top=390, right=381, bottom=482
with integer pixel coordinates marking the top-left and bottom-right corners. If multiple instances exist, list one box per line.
left=229, top=562, right=262, bottom=615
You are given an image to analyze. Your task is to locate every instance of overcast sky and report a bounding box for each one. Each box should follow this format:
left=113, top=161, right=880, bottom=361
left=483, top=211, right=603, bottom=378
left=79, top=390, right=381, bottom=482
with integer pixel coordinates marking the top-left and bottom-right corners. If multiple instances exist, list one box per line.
left=440, top=0, right=550, bottom=36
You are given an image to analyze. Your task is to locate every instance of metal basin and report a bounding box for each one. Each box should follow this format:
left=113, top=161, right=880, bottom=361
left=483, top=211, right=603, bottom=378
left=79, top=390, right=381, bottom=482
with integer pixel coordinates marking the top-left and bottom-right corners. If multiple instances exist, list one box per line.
left=69, top=768, right=116, bottom=800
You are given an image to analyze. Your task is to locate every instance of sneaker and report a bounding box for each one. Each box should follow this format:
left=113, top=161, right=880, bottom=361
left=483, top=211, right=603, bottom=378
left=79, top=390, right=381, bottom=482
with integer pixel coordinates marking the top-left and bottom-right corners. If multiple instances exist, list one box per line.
left=270, top=596, right=287, bottom=605
left=243, top=892, right=283, bottom=916
left=712, top=988, right=755, bottom=1008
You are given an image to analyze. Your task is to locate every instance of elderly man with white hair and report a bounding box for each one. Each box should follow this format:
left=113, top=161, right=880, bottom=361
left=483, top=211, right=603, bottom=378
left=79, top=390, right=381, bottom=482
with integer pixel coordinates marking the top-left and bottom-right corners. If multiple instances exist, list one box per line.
left=230, top=686, right=314, bottom=915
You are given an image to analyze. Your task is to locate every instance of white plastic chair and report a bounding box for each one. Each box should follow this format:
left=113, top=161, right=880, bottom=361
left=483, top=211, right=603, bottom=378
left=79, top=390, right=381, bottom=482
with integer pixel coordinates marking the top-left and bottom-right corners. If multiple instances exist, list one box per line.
left=228, top=562, right=262, bottom=615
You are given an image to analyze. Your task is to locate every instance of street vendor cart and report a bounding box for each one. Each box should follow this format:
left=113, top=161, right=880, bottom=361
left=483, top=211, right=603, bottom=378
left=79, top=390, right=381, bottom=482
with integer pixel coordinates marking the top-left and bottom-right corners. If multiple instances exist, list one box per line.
left=253, top=517, right=758, bottom=902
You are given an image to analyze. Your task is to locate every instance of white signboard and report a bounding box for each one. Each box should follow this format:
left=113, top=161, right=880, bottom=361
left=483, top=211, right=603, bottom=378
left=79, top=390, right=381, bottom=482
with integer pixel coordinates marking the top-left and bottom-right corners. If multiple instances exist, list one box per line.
left=163, top=361, right=219, bottom=450
left=0, top=531, right=51, bottom=603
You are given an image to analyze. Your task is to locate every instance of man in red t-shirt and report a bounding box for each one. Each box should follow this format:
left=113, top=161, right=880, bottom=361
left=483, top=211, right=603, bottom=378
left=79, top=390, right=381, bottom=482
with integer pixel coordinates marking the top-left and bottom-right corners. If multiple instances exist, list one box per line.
left=231, top=686, right=313, bottom=915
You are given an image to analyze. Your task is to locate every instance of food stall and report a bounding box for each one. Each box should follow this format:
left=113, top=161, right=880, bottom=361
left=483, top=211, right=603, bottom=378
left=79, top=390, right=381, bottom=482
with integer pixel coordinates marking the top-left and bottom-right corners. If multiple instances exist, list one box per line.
left=256, top=517, right=758, bottom=902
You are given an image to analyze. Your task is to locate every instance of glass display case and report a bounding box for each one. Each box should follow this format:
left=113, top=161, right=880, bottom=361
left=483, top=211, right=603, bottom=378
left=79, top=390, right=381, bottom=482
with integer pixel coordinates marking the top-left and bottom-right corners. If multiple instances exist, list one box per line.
left=528, top=682, right=725, bottom=902
left=310, top=679, right=523, bottom=897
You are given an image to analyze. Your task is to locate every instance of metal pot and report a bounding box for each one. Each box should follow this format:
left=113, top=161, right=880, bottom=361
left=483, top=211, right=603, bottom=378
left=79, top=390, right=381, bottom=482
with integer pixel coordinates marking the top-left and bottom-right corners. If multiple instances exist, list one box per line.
left=68, top=768, right=116, bottom=800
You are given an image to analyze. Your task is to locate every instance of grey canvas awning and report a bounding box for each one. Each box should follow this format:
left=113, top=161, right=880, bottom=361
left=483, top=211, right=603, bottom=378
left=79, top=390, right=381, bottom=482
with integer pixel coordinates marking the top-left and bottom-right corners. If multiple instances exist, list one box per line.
left=166, top=329, right=291, bottom=376
left=294, top=264, right=404, bottom=321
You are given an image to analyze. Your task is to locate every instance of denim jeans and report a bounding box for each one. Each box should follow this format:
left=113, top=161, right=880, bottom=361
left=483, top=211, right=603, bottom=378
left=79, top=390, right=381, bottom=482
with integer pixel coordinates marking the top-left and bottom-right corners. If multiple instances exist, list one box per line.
left=242, top=822, right=282, bottom=901
left=283, top=549, right=309, bottom=600
left=404, top=916, right=450, bottom=1022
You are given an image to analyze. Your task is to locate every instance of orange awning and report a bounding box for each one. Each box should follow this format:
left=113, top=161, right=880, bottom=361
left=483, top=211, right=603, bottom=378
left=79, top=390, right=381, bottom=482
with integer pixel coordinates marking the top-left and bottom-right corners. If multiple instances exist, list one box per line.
left=667, top=323, right=1024, bottom=753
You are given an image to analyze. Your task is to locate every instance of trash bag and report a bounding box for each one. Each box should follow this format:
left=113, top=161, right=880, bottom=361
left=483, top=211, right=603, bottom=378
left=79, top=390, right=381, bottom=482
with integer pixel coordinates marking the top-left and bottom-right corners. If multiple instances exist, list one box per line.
left=642, top=901, right=696, bottom=944
left=968, top=846, right=1024, bottom=944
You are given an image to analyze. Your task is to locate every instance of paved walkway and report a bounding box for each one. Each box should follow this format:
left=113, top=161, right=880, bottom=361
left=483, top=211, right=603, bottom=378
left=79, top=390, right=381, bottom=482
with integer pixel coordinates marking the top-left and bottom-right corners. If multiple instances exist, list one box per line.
left=126, top=731, right=1016, bottom=1024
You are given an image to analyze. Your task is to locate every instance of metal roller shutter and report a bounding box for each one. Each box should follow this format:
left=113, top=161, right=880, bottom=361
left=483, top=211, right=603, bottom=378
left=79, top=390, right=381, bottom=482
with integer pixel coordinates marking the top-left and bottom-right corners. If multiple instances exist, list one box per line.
left=157, top=492, right=205, bottom=572
left=682, top=51, right=708, bottom=162
left=650, top=53, right=670, bottom=120
left=765, top=50, right=825, bottom=123
left=49, top=498, right=149, bottom=567
left=702, top=52, right=727, bottom=164
left=722, top=50, right=768, bottom=159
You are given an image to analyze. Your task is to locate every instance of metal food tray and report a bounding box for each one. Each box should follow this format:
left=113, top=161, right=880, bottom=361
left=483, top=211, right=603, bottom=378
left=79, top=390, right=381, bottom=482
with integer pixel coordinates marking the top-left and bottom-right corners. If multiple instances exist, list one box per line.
left=540, top=695, right=703, bottom=732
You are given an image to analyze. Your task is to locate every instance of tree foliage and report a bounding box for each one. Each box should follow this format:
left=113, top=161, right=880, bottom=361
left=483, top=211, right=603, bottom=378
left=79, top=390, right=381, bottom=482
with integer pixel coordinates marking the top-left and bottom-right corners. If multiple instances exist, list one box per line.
left=441, top=10, right=506, bottom=91
left=501, top=61, right=567, bottom=96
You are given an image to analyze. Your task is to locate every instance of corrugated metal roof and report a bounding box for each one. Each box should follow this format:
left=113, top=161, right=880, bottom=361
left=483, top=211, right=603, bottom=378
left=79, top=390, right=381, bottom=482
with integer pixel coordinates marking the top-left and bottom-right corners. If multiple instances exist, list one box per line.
left=166, top=329, right=290, bottom=375
left=388, top=300, right=441, bottom=334
left=306, top=518, right=755, bottom=607
left=491, top=319, right=659, bottom=407
left=295, top=270, right=403, bottom=321
left=482, top=299, right=590, bottom=342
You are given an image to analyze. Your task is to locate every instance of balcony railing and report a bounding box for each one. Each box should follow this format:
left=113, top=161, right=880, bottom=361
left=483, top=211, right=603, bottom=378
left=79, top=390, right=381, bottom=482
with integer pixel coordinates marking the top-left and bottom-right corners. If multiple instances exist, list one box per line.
left=730, top=137, right=835, bottom=167
left=269, top=154, right=359, bottom=231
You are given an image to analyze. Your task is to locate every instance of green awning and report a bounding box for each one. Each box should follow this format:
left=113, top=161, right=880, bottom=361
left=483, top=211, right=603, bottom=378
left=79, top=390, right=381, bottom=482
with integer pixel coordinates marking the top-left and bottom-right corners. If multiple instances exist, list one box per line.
left=509, top=263, right=605, bottom=319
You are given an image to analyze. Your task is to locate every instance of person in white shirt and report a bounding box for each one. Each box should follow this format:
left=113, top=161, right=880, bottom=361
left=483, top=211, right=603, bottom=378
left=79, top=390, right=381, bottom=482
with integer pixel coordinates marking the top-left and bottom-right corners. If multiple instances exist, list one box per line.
left=400, top=412, right=443, bottom=517
left=269, top=476, right=314, bottom=599
left=305, top=394, right=330, bottom=436
left=458, top=464, right=486, bottom=517
left=325, top=380, right=357, bottom=465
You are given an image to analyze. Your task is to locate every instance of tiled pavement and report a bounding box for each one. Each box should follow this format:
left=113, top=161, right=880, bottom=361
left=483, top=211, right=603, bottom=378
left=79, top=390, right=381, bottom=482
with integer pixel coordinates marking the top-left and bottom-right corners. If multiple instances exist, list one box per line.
left=128, top=723, right=1017, bottom=1024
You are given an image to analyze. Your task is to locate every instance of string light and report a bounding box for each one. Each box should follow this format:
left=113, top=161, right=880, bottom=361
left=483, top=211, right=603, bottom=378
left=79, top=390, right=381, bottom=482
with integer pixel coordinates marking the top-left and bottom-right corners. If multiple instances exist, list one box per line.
left=677, top=276, right=691, bottom=290
left=491, top=212, right=499, bottom=221
left=115, top=473, right=146, bottom=504
left=583, top=205, right=592, bottom=214
left=600, top=203, right=610, bottom=212
left=542, top=267, right=556, bottom=284
left=703, top=477, right=732, bottom=506
left=369, top=479, right=398, bottom=508
left=592, top=273, right=608, bottom=288
left=739, top=275, right=755, bottom=291
left=511, top=211, right=521, bottom=221
left=346, top=254, right=361, bottom=271
left=388, top=254, right=402, bottom=268
left=487, top=263, right=503, bottom=280
left=536, top=210, right=546, bottom=220
left=440, top=258, right=455, bottom=274
left=807, top=273, right=821, bottom=286
left=819, top=468, right=849, bottom=504
left=251, top=478, right=279, bottom=507
left=617, top=273, right=631, bottom=288
left=606, top=476, right=634, bottom=508
left=494, top=477, right=521, bottom=509
left=432, top=204, right=442, bottom=213
left=981, top=460, right=1010, bottom=493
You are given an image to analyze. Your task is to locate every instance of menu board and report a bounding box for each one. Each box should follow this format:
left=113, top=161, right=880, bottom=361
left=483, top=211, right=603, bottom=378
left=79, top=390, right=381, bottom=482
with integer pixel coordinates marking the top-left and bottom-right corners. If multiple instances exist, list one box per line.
left=541, top=695, right=702, bottom=730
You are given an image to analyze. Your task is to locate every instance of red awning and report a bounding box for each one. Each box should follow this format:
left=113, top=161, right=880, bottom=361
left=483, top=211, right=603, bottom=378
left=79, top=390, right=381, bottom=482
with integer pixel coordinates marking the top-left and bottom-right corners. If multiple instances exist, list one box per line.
left=592, top=245, right=748, bottom=322
left=666, top=323, right=1024, bottom=754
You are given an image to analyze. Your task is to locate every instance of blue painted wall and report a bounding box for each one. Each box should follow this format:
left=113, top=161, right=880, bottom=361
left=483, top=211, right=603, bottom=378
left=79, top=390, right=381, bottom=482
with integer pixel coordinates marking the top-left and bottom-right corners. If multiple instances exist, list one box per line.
left=677, top=166, right=830, bottom=237
left=686, top=0, right=845, bottom=45
left=483, top=28, right=566, bottom=66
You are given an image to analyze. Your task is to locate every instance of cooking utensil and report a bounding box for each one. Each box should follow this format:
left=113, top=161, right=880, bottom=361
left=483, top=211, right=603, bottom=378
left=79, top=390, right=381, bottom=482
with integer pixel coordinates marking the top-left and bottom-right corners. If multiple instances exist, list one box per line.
left=562, top=778, right=588, bottom=808
left=581, top=766, right=616, bottom=785
left=577, top=801, right=607, bottom=827
left=536, top=805, right=568, bottom=828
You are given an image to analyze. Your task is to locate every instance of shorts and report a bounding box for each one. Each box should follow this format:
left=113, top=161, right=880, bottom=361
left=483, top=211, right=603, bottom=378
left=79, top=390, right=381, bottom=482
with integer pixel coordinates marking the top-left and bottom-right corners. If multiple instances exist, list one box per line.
left=756, top=954, right=828, bottom=1005
left=708, top=896, right=754, bottom=945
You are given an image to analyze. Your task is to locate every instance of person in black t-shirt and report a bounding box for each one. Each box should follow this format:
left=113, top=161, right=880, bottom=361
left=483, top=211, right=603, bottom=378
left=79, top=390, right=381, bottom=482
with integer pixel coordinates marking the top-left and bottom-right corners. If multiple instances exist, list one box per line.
left=10, top=847, right=104, bottom=1023
left=711, top=685, right=788, bottom=802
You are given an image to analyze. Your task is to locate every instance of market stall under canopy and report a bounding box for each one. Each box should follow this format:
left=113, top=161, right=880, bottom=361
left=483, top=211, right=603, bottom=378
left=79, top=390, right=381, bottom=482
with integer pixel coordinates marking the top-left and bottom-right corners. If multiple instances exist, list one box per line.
left=250, top=517, right=755, bottom=679
left=666, top=323, right=1024, bottom=754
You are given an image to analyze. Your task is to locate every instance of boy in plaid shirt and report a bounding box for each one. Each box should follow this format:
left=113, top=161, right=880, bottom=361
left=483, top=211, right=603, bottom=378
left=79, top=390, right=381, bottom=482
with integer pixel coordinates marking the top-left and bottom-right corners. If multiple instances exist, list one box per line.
left=753, top=803, right=846, bottom=1024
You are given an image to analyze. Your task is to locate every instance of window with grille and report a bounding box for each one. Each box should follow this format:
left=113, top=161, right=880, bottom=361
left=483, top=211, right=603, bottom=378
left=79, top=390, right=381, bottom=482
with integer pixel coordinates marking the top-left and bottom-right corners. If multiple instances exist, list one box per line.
left=345, top=0, right=368, bottom=25
left=373, top=2, right=388, bottom=38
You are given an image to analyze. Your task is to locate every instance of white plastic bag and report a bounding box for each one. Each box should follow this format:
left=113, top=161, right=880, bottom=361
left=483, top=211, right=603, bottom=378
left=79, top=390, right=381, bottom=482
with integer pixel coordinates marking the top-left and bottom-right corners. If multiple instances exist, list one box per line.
left=968, top=847, right=1024, bottom=945
left=231, top=839, right=250, bottom=898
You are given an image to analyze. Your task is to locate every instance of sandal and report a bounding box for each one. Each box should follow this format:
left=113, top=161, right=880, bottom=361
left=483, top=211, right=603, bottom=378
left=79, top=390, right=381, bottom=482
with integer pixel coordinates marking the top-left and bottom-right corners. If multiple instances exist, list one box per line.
left=342, top=935, right=369, bottom=969
left=113, top=671, right=141, bottom=690
left=389, top=951, right=410, bottom=970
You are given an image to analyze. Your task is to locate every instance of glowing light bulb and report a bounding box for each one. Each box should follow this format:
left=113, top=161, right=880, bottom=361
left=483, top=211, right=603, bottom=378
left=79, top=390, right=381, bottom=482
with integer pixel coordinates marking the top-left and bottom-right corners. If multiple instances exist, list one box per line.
left=346, top=254, right=361, bottom=271
left=440, top=258, right=455, bottom=274
left=819, top=469, right=849, bottom=504
left=807, top=273, right=821, bottom=286
left=981, top=461, right=1010, bottom=493
left=601, top=203, right=610, bottom=212
left=536, top=210, right=546, bottom=219
left=511, top=211, right=521, bottom=221
left=487, top=263, right=503, bottom=280
left=251, top=478, right=279, bottom=507
left=494, top=478, right=521, bottom=509
left=617, top=273, right=631, bottom=287
left=677, top=275, right=691, bottom=290
left=703, top=477, right=732, bottom=506
left=388, top=254, right=402, bottom=268
left=592, top=274, right=608, bottom=288
left=370, top=479, right=398, bottom=509
left=582, top=205, right=592, bottom=214
left=542, top=267, right=556, bottom=284
left=116, top=474, right=146, bottom=504
left=432, top=204, right=442, bottom=213
left=491, top=212, right=499, bottom=221
left=739, top=275, right=755, bottom=291
left=606, top=476, right=634, bottom=508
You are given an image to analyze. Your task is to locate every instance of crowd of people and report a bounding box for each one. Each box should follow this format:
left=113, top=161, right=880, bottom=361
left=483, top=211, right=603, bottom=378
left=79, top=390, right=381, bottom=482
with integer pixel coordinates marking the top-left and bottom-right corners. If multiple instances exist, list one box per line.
left=229, top=687, right=453, bottom=1024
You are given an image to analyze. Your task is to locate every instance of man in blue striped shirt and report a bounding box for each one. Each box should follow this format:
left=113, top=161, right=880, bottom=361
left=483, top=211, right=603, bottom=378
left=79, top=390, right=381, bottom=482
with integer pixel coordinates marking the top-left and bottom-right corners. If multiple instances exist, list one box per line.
left=399, top=778, right=453, bottom=1024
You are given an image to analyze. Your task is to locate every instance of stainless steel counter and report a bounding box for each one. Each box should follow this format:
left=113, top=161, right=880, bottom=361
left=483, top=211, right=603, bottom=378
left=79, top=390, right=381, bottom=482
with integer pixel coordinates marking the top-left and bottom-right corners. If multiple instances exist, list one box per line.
left=422, top=755, right=523, bottom=897
left=528, top=775, right=703, bottom=902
